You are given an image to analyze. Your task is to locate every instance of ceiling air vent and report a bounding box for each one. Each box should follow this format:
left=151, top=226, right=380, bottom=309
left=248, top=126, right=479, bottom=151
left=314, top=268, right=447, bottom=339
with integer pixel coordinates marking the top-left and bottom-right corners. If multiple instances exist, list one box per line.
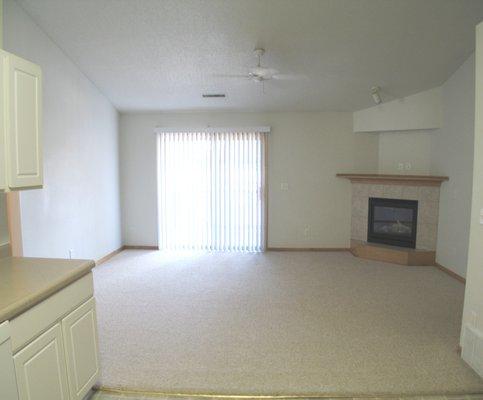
left=202, top=93, right=226, bottom=98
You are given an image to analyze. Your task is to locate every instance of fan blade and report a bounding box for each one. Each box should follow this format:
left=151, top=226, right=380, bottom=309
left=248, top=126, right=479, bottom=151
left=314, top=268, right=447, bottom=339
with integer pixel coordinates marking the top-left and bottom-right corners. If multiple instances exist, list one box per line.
left=249, top=67, right=279, bottom=78
left=212, top=74, right=249, bottom=79
left=272, top=73, right=308, bottom=81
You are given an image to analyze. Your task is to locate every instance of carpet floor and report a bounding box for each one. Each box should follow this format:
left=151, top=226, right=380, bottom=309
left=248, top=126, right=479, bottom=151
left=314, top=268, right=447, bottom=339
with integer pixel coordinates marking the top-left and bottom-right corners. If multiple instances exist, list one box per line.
left=93, top=250, right=483, bottom=396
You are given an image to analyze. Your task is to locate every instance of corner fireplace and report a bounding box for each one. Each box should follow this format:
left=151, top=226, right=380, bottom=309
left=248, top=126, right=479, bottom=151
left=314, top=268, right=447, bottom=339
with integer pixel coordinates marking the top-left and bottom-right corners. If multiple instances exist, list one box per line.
left=368, top=197, right=418, bottom=248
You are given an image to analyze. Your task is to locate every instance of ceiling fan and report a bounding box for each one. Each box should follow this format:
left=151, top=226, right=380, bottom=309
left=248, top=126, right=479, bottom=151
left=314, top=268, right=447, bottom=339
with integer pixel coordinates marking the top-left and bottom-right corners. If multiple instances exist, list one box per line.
left=215, top=48, right=305, bottom=83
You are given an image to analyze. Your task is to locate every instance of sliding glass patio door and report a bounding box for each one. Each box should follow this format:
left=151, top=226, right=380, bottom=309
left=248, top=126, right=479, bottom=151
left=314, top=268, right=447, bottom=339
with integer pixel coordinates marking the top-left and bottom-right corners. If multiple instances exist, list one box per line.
left=157, top=129, right=266, bottom=252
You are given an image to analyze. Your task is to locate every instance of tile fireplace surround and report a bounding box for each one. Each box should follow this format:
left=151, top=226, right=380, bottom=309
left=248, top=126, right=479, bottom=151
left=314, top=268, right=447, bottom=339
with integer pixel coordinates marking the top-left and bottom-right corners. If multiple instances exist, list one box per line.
left=351, top=183, right=439, bottom=250
left=337, top=174, right=449, bottom=254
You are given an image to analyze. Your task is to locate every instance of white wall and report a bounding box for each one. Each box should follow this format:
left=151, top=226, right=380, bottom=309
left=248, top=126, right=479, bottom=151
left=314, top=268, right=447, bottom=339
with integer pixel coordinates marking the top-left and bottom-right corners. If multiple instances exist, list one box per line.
left=4, top=0, right=122, bottom=260
left=120, top=112, right=379, bottom=248
left=461, top=22, right=483, bottom=377
left=370, top=54, right=475, bottom=277
left=431, top=55, right=475, bottom=278
left=378, top=131, right=432, bottom=174
left=353, top=87, right=442, bottom=133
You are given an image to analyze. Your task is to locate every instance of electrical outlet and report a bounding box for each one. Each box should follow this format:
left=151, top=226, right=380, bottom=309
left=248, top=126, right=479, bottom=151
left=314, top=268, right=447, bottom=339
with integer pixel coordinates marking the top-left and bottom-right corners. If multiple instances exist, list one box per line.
left=405, top=162, right=412, bottom=170
left=68, top=249, right=74, bottom=259
left=397, top=163, right=404, bottom=171
left=303, top=225, right=310, bottom=236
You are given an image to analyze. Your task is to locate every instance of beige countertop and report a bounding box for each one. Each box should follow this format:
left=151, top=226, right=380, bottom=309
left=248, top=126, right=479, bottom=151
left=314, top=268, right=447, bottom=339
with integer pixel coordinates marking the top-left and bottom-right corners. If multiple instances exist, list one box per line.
left=0, top=257, right=95, bottom=323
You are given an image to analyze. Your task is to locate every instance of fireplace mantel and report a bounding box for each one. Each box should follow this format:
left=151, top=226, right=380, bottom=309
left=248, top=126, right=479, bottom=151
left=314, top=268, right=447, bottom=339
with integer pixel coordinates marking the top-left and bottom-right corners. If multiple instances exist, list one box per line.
left=336, top=173, right=448, bottom=186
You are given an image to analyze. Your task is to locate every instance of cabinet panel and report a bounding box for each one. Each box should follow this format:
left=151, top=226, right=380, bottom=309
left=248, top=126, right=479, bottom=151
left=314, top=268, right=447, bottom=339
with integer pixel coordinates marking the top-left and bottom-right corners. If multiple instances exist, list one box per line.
left=0, top=322, right=19, bottom=400
left=14, top=323, right=69, bottom=400
left=62, top=297, right=100, bottom=400
left=0, top=51, right=7, bottom=191
left=7, top=53, right=42, bottom=188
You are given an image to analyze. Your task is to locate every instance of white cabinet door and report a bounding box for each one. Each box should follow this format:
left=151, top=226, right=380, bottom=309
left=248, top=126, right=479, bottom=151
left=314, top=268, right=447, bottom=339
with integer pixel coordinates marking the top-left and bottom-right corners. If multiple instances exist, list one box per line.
left=0, top=322, right=19, bottom=400
left=0, top=51, right=7, bottom=191
left=6, top=53, right=42, bottom=188
left=13, top=323, right=69, bottom=400
left=62, top=297, right=100, bottom=400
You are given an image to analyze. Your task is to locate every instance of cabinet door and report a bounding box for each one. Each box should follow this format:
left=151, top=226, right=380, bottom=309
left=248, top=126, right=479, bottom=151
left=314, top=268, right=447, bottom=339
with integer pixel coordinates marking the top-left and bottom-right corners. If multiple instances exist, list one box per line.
left=0, top=51, right=7, bottom=191
left=0, top=322, right=19, bottom=400
left=13, top=323, right=69, bottom=400
left=62, top=297, right=100, bottom=400
left=6, top=53, right=42, bottom=188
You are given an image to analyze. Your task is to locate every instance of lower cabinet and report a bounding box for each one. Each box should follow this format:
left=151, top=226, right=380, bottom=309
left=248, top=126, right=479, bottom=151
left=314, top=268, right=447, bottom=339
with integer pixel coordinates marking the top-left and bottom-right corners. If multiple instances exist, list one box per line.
left=12, top=293, right=100, bottom=400
left=0, top=322, right=19, bottom=400
left=14, top=324, right=70, bottom=400
left=62, top=298, right=99, bottom=400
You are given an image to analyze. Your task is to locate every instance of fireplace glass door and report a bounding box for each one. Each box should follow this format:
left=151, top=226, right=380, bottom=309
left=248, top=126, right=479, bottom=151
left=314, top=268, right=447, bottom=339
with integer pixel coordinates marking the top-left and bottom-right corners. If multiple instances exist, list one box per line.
left=368, top=198, right=418, bottom=248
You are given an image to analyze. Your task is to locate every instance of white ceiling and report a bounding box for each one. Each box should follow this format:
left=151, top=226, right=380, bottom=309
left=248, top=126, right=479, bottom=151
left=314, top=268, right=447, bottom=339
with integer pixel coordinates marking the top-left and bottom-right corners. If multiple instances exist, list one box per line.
left=17, top=0, right=483, bottom=112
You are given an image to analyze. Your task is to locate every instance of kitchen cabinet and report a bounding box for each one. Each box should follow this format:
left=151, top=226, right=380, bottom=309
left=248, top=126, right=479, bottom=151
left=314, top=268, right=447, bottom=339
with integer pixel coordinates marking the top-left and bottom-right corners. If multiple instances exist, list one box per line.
left=14, top=323, right=69, bottom=400
left=0, top=49, right=42, bottom=191
left=0, top=321, right=19, bottom=400
left=62, top=298, right=99, bottom=400
left=3, top=270, right=99, bottom=400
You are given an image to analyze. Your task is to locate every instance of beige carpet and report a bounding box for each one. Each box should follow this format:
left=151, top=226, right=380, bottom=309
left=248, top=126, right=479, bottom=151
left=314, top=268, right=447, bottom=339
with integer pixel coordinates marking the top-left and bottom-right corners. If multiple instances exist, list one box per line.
left=93, top=250, right=483, bottom=396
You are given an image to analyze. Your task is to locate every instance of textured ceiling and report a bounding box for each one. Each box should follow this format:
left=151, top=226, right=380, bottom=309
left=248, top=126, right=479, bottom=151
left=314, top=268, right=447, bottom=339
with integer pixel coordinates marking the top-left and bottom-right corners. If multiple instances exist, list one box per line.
left=16, top=0, right=483, bottom=112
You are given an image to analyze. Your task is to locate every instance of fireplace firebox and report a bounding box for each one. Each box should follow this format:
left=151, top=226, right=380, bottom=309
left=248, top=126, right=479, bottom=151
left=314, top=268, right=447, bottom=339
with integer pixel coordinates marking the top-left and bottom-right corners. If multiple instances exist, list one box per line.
left=368, top=198, right=418, bottom=248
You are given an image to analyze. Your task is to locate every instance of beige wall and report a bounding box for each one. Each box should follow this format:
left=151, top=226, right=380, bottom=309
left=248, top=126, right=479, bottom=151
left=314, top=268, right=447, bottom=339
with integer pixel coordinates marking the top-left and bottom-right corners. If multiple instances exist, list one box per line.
left=461, top=23, right=483, bottom=369
left=120, top=111, right=379, bottom=248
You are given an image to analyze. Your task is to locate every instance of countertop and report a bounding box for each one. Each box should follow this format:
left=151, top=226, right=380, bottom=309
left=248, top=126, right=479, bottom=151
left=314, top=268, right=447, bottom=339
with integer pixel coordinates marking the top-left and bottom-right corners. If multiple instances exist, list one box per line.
left=0, top=257, right=95, bottom=323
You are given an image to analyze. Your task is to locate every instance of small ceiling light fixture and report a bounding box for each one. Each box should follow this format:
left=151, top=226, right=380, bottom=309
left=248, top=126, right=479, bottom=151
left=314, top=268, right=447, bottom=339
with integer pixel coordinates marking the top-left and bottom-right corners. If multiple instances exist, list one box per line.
left=371, top=86, right=382, bottom=104
left=202, top=93, right=226, bottom=98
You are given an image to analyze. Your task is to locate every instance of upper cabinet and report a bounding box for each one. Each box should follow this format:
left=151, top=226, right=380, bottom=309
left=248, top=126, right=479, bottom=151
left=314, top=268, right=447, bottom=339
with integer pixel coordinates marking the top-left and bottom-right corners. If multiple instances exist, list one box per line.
left=0, top=50, right=42, bottom=191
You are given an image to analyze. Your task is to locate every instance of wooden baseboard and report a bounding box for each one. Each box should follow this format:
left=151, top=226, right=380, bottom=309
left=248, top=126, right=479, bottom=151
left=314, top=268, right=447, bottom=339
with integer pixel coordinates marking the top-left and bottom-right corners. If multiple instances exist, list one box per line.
left=96, top=246, right=124, bottom=265
left=267, top=247, right=350, bottom=252
left=123, top=245, right=159, bottom=250
left=350, top=240, right=435, bottom=266
left=434, top=262, right=466, bottom=284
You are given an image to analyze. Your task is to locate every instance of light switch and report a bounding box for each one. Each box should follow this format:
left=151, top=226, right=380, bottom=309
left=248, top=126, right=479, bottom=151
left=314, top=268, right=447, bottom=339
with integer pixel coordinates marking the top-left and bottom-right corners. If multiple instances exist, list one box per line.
left=281, top=182, right=289, bottom=191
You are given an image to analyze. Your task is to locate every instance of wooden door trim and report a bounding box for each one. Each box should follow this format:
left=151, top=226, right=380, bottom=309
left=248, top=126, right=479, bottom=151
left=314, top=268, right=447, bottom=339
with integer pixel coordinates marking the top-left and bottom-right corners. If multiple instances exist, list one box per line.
left=6, top=191, right=22, bottom=256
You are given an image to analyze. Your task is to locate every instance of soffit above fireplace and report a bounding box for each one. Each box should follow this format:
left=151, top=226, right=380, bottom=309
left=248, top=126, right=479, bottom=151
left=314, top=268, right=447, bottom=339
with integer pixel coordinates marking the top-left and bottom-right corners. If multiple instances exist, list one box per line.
left=336, top=173, right=449, bottom=187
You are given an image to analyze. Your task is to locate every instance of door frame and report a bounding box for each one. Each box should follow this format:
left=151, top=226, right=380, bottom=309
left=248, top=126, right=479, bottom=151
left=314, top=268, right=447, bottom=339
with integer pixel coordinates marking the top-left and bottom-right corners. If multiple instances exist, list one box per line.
left=6, top=191, right=22, bottom=256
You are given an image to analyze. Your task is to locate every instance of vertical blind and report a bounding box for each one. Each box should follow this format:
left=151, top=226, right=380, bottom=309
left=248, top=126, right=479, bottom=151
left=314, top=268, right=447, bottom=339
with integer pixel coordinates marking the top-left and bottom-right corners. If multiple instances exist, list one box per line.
left=157, top=130, right=266, bottom=252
